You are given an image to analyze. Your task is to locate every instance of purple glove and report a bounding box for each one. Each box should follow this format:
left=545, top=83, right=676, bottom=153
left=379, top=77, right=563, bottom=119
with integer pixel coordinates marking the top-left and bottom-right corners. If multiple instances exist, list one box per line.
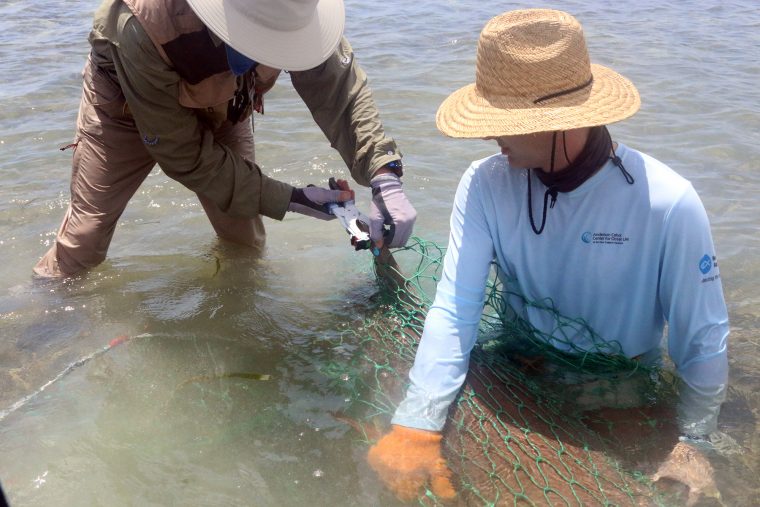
left=288, top=184, right=353, bottom=220
left=369, top=174, right=417, bottom=248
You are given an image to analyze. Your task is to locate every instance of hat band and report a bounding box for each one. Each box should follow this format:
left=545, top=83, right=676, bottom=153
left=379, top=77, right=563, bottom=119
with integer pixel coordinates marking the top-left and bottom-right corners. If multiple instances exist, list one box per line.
left=533, top=77, right=594, bottom=104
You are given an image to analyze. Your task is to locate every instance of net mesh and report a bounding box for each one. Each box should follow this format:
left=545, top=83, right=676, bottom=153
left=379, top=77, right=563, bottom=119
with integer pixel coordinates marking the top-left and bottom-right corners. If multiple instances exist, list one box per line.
left=331, top=238, right=685, bottom=506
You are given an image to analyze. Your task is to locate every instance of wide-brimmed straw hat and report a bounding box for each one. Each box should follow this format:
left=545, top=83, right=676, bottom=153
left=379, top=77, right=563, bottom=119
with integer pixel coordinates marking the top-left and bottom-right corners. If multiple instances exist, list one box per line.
left=436, top=9, right=640, bottom=137
left=187, top=0, right=345, bottom=71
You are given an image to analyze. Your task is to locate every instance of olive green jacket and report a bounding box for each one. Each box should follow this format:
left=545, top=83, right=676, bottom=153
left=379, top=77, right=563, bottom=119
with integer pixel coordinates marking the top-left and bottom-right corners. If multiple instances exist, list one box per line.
left=88, top=0, right=402, bottom=219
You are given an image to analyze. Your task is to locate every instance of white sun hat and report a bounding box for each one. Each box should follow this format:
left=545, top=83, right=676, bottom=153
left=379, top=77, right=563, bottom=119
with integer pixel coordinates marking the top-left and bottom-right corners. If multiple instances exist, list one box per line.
left=186, top=0, right=345, bottom=71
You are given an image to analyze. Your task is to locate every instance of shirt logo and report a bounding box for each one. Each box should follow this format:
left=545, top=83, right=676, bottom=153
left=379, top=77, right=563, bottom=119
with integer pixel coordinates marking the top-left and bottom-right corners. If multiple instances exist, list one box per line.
left=581, top=231, right=630, bottom=245
left=699, top=254, right=720, bottom=283
left=699, top=254, right=712, bottom=274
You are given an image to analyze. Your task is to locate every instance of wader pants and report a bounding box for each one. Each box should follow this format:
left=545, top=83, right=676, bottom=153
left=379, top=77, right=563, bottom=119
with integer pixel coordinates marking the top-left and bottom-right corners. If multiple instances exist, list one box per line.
left=34, top=56, right=265, bottom=278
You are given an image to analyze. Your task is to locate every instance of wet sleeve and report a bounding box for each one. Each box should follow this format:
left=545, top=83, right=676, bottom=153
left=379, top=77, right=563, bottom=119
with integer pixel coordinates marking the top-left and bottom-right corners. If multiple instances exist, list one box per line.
left=289, top=37, right=401, bottom=187
left=392, top=165, right=495, bottom=431
left=110, top=16, right=292, bottom=219
left=659, top=185, right=729, bottom=437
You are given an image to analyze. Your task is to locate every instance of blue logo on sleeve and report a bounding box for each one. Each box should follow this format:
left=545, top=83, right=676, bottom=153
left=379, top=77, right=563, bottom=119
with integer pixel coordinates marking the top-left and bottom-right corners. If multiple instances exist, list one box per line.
left=581, top=232, right=592, bottom=243
left=699, top=254, right=713, bottom=274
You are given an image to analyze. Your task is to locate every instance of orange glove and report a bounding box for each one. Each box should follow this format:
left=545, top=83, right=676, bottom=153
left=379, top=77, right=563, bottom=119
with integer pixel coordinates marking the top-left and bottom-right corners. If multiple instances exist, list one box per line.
left=367, top=424, right=456, bottom=502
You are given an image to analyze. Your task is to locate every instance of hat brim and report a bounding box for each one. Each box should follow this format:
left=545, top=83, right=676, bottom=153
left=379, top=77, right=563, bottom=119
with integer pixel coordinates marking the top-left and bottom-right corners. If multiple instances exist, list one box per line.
left=187, top=0, right=345, bottom=71
left=436, top=64, right=641, bottom=137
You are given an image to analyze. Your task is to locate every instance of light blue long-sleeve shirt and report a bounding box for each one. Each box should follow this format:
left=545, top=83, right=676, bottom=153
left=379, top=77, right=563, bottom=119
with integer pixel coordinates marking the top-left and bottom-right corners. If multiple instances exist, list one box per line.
left=392, top=145, right=729, bottom=436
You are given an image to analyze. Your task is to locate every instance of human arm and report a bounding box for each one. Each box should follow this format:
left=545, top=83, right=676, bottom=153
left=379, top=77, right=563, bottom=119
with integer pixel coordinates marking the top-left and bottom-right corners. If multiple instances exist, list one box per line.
left=368, top=165, right=496, bottom=500
left=110, top=14, right=293, bottom=219
left=653, top=185, right=730, bottom=501
left=392, top=166, right=496, bottom=430
left=659, top=185, right=729, bottom=442
left=290, top=37, right=416, bottom=247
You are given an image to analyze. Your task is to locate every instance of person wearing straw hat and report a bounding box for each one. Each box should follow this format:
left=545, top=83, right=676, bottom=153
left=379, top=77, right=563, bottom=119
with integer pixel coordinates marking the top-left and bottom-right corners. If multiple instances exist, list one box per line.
left=368, top=9, right=731, bottom=502
left=34, top=0, right=415, bottom=277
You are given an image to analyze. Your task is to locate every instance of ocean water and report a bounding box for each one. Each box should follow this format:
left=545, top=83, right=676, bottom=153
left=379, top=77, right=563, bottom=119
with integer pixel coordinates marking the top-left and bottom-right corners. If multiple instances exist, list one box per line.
left=1, top=0, right=758, bottom=505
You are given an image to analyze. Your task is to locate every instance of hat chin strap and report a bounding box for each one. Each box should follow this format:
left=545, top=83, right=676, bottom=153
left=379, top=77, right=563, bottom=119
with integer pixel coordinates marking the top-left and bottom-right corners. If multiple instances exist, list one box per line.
left=526, top=127, right=635, bottom=235
left=526, top=174, right=558, bottom=235
left=526, top=132, right=561, bottom=235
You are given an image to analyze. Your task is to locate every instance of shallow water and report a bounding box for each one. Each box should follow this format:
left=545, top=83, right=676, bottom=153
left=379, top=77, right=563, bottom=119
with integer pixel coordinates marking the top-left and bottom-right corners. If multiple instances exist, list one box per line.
left=1, top=0, right=759, bottom=505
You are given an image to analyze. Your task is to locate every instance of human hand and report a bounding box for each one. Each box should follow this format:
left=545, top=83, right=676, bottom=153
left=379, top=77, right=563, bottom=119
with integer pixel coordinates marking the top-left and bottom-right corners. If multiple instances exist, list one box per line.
left=287, top=180, right=354, bottom=220
left=651, top=441, right=721, bottom=506
left=367, top=424, right=456, bottom=502
left=369, top=174, right=417, bottom=248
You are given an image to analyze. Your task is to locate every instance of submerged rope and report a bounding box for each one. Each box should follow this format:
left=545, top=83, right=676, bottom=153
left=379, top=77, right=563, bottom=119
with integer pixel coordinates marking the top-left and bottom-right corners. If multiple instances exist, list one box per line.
left=0, top=334, right=147, bottom=422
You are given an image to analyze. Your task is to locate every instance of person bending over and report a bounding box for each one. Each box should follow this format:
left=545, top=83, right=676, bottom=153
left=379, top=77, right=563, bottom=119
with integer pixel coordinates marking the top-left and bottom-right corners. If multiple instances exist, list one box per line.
left=35, top=0, right=416, bottom=277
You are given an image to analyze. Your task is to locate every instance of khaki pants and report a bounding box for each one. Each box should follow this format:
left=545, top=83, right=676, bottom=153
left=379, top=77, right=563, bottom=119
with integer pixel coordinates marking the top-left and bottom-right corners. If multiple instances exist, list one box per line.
left=34, top=57, right=265, bottom=278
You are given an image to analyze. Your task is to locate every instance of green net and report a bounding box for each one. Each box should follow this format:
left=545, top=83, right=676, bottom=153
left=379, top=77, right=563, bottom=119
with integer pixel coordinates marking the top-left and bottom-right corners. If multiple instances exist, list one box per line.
left=331, top=238, right=687, bottom=506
